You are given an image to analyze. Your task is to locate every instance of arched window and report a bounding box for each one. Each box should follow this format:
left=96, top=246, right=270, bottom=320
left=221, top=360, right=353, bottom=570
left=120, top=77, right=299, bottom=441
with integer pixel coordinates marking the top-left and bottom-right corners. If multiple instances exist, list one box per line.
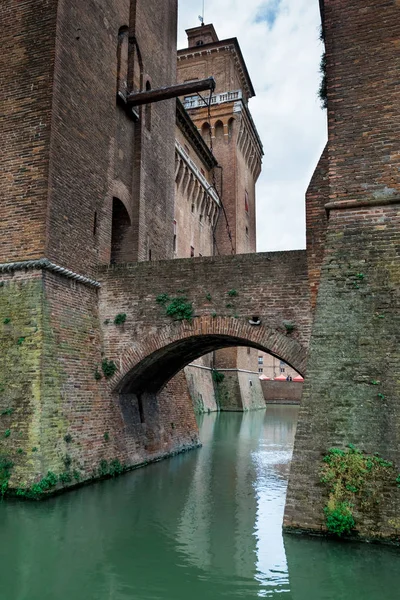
left=116, top=26, right=129, bottom=96
left=201, top=122, right=211, bottom=143
left=214, top=120, right=224, bottom=141
left=111, top=198, right=131, bottom=264
left=228, top=117, right=235, bottom=140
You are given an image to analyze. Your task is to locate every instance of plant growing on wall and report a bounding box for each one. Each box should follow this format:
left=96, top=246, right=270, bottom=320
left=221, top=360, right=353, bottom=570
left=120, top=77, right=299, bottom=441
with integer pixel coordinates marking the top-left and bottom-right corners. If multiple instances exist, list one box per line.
left=212, top=369, right=225, bottom=384
left=114, top=313, right=127, bottom=325
left=0, top=456, right=13, bottom=496
left=101, top=359, right=117, bottom=379
left=283, top=321, right=295, bottom=334
left=156, top=293, right=194, bottom=322
left=320, top=445, right=397, bottom=537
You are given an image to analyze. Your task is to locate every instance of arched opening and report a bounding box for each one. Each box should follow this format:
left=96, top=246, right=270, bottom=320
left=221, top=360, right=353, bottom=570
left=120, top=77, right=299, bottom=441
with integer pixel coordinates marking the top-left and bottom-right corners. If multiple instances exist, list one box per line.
left=214, top=120, right=224, bottom=142
left=116, top=26, right=129, bottom=96
left=201, top=122, right=211, bottom=145
left=228, top=117, right=235, bottom=140
left=110, top=197, right=132, bottom=264
left=116, top=330, right=305, bottom=396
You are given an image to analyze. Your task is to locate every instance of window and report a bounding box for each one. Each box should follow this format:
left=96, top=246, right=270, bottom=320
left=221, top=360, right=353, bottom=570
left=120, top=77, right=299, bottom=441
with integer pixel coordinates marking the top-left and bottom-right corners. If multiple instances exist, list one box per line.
left=191, top=203, right=195, bottom=213
left=93, top=211, right=97, bottom=236
left=111, top=198, right=131, bottom=264
left=245, top=226, right=249, bottom=236
left=280, top=367, right=285, bottom=373
left=190, top=246, right=195, bottom=258
left=199, top=214, right=203, bottom=224
left=245, top=190, right=249, bottom=213
left=247, top=347, right=251, bottom=355
left=173, top=220, right=177, bottom=253
left=196, top=40, right=204, bottom=46
left=258, top=368, right=263, bottom=373
left=258, top=356, right=263, bottom=364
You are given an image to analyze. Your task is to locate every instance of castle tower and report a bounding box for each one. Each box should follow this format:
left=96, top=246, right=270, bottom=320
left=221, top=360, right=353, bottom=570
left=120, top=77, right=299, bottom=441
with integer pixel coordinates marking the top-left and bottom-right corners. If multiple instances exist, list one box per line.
left=177, top=25, right=265, bottom=411
left=177, top=24, right=263, bottom=255
left=0, top=0, right=181, bottom=491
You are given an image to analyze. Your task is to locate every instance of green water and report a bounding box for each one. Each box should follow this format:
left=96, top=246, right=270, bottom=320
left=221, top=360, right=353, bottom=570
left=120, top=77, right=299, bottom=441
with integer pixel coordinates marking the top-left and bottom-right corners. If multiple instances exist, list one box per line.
left=1, top=406, right=400, bottom=599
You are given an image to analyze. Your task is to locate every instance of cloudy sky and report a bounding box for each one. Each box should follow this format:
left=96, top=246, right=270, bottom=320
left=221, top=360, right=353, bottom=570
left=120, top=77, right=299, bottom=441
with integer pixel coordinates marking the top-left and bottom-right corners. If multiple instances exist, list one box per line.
left=178, top=0, right=327, bottom=252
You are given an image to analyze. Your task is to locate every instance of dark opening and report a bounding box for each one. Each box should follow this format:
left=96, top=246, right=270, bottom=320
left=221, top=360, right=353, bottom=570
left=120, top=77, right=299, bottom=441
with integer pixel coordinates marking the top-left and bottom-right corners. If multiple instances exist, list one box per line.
left=111, top=198, right=131, bottom=264
left=93, top=211, right=97, bottom=236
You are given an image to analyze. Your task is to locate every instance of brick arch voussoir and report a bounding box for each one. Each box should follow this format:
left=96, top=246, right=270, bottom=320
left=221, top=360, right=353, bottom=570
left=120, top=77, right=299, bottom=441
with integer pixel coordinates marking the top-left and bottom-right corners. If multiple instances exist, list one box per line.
left=110, top=316, right=307, bottom=392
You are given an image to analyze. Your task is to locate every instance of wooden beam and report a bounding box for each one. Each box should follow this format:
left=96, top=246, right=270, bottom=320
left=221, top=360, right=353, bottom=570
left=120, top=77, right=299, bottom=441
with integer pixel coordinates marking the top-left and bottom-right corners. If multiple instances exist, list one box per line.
left=126, top=77, right=216, bottom=107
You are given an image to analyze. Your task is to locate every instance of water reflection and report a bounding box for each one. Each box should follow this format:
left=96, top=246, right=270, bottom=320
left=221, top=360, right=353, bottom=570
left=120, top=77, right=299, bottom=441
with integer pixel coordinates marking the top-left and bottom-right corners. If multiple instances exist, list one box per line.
left=0, top=406, right=399, bottom=600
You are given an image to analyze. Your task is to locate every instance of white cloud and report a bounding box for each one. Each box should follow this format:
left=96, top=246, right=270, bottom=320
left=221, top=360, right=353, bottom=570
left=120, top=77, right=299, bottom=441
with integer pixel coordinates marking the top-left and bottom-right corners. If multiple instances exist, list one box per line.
left=178, top=0, right=327, bottom=252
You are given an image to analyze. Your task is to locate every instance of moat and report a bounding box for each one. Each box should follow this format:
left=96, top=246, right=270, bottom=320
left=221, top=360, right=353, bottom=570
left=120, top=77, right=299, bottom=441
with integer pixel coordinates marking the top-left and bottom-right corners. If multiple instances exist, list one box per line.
left=1, top=406, right=400, bottom=600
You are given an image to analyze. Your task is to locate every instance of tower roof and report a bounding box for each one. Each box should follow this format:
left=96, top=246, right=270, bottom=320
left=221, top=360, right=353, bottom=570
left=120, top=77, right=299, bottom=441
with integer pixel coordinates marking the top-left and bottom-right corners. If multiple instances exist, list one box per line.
left=178, top=24, right=256, bottom=100
left=186, top=24, right=219, bottom=48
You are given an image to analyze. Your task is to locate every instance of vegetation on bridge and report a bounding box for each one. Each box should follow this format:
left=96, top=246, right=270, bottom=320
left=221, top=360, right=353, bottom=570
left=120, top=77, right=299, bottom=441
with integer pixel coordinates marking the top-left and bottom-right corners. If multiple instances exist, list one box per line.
left=156, top=293, right=194, bottom=322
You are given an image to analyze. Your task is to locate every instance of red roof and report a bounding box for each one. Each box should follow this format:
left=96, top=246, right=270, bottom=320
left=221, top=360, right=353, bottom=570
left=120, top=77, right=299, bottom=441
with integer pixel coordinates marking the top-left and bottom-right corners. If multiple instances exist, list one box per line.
left=293, top=375, right=304, bottom=382
left=274, top=374, right=287, bottom=381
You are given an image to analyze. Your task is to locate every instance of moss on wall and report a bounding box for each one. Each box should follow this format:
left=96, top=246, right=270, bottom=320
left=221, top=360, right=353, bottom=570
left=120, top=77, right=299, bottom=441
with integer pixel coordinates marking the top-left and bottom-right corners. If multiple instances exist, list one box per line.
left=0, top=276, right=68, bottom=491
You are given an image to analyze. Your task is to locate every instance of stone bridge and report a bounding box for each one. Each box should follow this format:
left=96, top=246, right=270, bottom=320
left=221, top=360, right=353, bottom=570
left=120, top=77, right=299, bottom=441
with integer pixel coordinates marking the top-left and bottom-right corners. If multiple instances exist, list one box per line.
left=98, top=251, right=311, bottom=396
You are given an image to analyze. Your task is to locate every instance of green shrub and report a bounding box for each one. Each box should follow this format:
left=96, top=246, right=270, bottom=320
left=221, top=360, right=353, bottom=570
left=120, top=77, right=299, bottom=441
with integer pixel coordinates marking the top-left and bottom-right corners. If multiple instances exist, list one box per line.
left=156, top=294, right=169, bottom=305
left=320, top=445, right=397, bottom=537
left=101, top=359, right=117, bottom=379
left=18, top=471, right=59, bottom=499
left=1, top=408, right=13, bottom=416
left=0, top=456, right=13, bottom=496
left=283, top=321, right=295, bottom=334
left=59, top=472, right=72, bottom=484
left=114, top=313, right=127, bottom=325
left=324, top=502, right=355, bottom=536
left=165, top=297, right=193, bottom=322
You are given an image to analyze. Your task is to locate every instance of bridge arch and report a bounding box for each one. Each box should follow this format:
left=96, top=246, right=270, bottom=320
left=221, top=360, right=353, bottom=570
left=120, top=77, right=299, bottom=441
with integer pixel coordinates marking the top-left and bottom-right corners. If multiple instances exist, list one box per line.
left=110, top=316, right=307, bottom=395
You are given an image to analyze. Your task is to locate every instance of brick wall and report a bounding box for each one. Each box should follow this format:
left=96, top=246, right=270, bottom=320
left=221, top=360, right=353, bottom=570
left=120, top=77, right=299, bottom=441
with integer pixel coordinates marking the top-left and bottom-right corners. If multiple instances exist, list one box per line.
left=323, top=0, right=400, bottom=204
left=306, top=144, right=329, bottom=309
left=98, top=251, right=311, bottom=391
left=261, top=381, right=302, bottom=404
left=1, top=0, right=58, bottom=263
left=0, top=268, right=199, bottom=493
left=45, top=0, right=178, bottom=275
left=285, top=0, right=400, bottom=542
